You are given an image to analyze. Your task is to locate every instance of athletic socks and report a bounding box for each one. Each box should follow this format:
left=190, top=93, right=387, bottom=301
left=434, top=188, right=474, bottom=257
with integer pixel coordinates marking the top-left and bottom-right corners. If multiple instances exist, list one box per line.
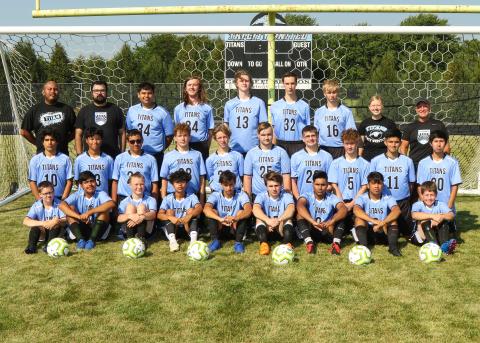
left=190, top=231, right=198, bottom=243
left=387, top=225, right=401, bottom=256
left=90, top=220, right=106, bottom=241
left=70, top=222, right=84, bottom=241
left=421, top=221, right=437, bottom=243
left=353, top=226, right=368, bottom=246
left=283, top=224, right=294, bottom=245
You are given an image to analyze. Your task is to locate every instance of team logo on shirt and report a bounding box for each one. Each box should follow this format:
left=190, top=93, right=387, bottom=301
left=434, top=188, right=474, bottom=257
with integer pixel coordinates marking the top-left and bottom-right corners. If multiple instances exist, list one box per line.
left=366, top=125, right=387, bottom=143
left=417, top=129, right=430, bottom=145
left=39, top=112, right=64, bottom=126
left=94, top=112, right=108, bottom=126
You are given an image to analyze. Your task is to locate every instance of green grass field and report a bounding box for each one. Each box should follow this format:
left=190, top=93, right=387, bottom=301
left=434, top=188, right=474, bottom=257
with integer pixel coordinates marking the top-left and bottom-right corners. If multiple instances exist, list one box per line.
left=0, top=194, right=479, bottom=342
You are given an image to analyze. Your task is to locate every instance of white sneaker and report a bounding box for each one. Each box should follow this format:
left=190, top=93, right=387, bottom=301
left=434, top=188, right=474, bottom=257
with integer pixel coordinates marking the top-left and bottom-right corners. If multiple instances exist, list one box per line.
left=169, top=240, right=180, bottom=252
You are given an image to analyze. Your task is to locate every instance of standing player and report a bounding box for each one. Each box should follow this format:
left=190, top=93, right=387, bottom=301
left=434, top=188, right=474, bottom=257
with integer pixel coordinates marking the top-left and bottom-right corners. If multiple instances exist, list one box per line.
left=252, top=171, right=295, bottom=255
left=205, top=124, right=244, bottom=193
left=353, top=172, right=402, bottom=256
left=21, top=80, right=76, bottom=156
left=358, top=95, right=397, bottom=161
left=75, top=81, right=125, bottom=159
left=244, top=122, right=291, bottom=199
left=28, top=128, right=73, bottom=201
left=270, top=72, right=311, bottom=157
left=296, top=171, right=348, bottom=254
left=125, top=82, right=174, bottom=175
left=291, top=125, right=333, bottom=200
left=174, top=76, right=214, bottom=161
left=74, top=127, right=114, bottom=195
left=370, top=128, right=415, bottom=236
left=224, top=69, right=268, bottom=156
left=314, top=79, right=356, bottom=159
left=204, top=171, right=252, bottom=254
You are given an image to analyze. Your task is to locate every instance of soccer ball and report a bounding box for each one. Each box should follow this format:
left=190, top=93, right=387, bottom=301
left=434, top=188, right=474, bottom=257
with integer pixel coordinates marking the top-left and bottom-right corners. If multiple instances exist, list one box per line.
left=122, top=238, right=146, bottom=259
left=272, top=244, right=295, bottom=265
left=348, top=245, right=372, bottom=265
left=46, top=238, right=69, bottom=258
left=187, top=241, right=210, bottom=261
left=419, top=242, right=442, bottom=263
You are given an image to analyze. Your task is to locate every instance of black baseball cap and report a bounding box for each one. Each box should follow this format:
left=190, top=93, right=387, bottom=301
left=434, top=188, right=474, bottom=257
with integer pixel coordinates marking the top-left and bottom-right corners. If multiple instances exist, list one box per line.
left=415, top=98, right=430, bottom=106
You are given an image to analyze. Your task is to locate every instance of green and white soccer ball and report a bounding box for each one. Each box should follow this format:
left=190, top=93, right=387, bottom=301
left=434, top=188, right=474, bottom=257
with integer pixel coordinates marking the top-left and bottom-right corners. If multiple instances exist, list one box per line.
left=122, top=238, right=146, bottom=259
left=187, top=241, right=210, bottom=261
left=348, top=245, right=372, bottom=265
left=272, top=244, right=295, bottom=265
left=46, top=238, right=69, bottom=258
left=419, top=242, right=442, bottom=263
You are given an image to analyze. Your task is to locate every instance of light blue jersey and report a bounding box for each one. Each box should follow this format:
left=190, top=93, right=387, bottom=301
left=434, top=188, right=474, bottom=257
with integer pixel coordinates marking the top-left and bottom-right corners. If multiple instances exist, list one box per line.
left=26, top=198, right=65, bottom=221
left=159, top=193, right=200, bottom=218
left=244, top=145, right=290, bottom=195
left=328, top=156, right=369, bottom=200
left=313, top=104, right=356, bottom=147
left=174, top=103, right=214, bottom=143
left=355, top=193, right=398, bottom=224
left=412, top=200, right=452, bottom=216
left=160, top=149, right=206, bottom=194
left=291, top=148, right=333, bottom=196
left=254, top=190, right=294, bottom=218
left=112, top=151, right=159, bottom=197
left=417, top=155, right=462, bottom=206
left=205, top=150, right=244, bottom=192
left=370, top=154, right=415, bottom=200
left=118, top=195, right=157, bottom=214
left=206, top=190, right=250, bottom=217
left=270, top=98, right=310, bottom=141
left=224, top=96, right=268, bottom=154
left=28, top=152, right=73, bottom=198
left=299, top=192, right=341, bottom=222
left=125, top=103, right=174, bottom=154
left=74, top=152, right=114, bottom=194
left=65, top=189, right=112, bottom=222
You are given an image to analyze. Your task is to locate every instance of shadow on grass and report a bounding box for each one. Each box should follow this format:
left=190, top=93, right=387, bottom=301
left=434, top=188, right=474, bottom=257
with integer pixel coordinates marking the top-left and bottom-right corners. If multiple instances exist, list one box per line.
left=455, top=210, right=479, bottom=243
left=0, top=205, right=30, bottom=214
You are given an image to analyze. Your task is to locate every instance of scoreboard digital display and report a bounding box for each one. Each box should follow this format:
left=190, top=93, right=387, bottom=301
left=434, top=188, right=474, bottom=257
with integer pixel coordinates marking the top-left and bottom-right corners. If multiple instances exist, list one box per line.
left=224, top=33, right=312, bottom=90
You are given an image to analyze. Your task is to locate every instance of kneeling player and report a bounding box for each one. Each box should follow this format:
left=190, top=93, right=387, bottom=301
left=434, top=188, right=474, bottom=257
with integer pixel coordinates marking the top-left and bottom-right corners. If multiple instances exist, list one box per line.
left=59, top=171, right=116, bottom=250
left=296, top=171, right=348, bottom=254
left=203, top=170, right=252, bottom=253
left=23, top=181, right=67, bottom=254
left=252, top=171, right=295, bottom=255
left=117, top=172, right=157, bottom=244
left=353, top=172, right=401, bottom=256
left=411, top=181, right=456, bottom=254
left=158, top=170, right=203, bottom=252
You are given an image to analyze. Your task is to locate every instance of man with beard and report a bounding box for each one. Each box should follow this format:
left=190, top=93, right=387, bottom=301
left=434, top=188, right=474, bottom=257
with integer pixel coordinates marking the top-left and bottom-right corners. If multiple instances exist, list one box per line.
left=75, top=81, right=125, bottom=158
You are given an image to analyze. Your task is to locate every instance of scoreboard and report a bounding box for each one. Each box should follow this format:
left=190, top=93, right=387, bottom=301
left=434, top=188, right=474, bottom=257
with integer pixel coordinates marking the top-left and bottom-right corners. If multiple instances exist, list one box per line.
left=224, top=33, right=312, bottom=90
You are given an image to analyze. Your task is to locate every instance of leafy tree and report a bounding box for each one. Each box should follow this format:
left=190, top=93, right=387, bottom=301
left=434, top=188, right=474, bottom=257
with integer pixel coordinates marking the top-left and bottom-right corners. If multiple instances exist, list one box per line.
left=111, top=43, right=139, bottom=83
left=47, top=42, right=73, bottom=83
left=284, top=14, right=317, bottom=26
left=12, top=41, right=47, bottom=83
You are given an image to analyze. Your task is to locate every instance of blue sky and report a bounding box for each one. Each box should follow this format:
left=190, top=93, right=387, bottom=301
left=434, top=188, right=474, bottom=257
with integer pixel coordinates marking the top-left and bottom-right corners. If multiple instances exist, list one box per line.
left=2, top=0, right=480, bottom=27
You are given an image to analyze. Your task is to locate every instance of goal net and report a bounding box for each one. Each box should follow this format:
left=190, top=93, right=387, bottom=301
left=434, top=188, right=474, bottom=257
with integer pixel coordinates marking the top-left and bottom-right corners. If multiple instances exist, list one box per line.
left=0, top=27, right=479, bottom=205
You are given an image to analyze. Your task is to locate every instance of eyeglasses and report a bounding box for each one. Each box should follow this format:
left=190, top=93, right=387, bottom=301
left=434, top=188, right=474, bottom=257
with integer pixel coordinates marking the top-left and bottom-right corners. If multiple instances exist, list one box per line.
left=129, top=139, right=143, bottom=144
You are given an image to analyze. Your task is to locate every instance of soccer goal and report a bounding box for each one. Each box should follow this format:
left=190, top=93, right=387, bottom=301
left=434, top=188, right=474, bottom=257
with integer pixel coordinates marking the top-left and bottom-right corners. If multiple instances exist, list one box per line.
left=0, top=26, right=479, bottom=205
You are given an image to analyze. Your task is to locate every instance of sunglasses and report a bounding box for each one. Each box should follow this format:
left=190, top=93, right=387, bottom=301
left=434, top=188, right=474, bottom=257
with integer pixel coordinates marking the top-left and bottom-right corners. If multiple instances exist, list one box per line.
left=129, top=139, right=143, bottom=144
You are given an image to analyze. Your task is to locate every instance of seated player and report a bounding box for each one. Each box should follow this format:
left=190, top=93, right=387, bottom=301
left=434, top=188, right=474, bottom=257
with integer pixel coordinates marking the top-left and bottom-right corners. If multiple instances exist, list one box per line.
left=411, top=181, right=457, bottom=254
left=59, top=171, right=116, bottom=250
left=353, top=172, right=402, bottom=256
left=203, top=170, right=252, bottom=254
left=252, top=171, right=295, bottom=255
left=117, top=172, right=157, bottom=244
left=28, top=128, right=73, bottom=201
left=74, top=127, right=114, bottom=195
left=205, top=123, right=244, bottom=193
left=296, top=171, right=348, bottom=254
left=158, top=170, right=203, bottom=252
left=23, top=181, right=67, bottom=254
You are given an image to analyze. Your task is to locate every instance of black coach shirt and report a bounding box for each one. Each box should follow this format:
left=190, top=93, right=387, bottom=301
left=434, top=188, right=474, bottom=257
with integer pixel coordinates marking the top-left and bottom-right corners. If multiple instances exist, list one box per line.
left=358, top=116, right=397, bottom=161
left=21, top=101, right=76, bottom=155
left=75, top=102, right=124, bottom=158
left=401, top=117, right=448, bottom=165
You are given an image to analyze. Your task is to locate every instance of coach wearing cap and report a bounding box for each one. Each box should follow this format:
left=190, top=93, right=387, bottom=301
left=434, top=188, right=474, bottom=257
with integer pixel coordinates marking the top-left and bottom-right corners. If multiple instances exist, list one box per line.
left=400, top=98, right=450, bottom=170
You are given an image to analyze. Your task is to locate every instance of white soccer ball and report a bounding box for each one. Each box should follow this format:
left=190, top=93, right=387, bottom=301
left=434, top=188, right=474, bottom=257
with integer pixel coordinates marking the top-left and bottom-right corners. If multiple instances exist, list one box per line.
left=187, top=241, right=210, bottom=261
left=122, top=238, right=146, bottom=259
left=419, top=242, right=442, bottom=263
left=348, top=245, right=372, bottom=265
left=46, top=238, right=69, bottom=258
left=272, top=244, right=295, bottom=265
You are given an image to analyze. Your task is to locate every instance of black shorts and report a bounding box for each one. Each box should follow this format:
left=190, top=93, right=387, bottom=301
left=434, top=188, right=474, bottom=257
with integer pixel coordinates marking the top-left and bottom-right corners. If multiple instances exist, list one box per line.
left=153, top=151, right=164, bottom=180
left=275, top=139, right=304, bottom=158
left=396, top=197, right=413, bottom=236
left=321, top=146, right=344, bottom=159
left=190, top=140, right=210, bottom=162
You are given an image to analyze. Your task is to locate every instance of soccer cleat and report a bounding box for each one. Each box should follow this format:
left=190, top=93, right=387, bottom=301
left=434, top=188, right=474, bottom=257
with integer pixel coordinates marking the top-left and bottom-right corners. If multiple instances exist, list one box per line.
left=441, top=239, right=457, bottom=255
left=259, top=242, right=270, bottom=255
left=169, top=240, right=180, bottom=252
left=84, top=240, right=96, bottom=250
left=388, top=248, right=402, bottom=257
left=306, top=242, right=315, bottom=254
left=76, top=239, right=87, bottom=250
left=328, top=242, right=341, bottom=255
left=208, top=239, right=221, bottom=252
left=234, top=242, right=245, bottom=254
left=24, top=246, right=37, bottom=254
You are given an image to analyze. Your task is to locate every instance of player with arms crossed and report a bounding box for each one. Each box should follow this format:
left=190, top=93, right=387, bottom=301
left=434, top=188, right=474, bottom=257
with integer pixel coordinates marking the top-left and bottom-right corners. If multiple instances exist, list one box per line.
left=253, top=171, right=295, bottom=255
left=224, top=69, right=268, bottom=156
left=353, top=172, right=402, bottom=256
